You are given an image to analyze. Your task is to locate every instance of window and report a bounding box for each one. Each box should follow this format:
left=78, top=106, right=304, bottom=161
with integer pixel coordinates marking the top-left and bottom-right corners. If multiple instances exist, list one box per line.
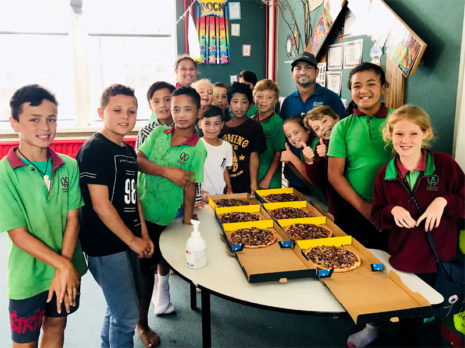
left=0, top=0, right=176, bottom=131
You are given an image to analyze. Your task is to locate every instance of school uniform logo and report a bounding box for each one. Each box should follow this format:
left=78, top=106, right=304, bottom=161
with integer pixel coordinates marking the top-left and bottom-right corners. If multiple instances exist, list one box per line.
left=60, top=177, right=69, bottom=192
left=178, top=152, right=189, bottom=166
left=426, top=174, right=439, bottom=191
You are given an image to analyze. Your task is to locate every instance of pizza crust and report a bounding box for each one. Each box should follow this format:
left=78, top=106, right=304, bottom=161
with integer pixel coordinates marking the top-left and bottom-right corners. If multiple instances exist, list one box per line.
left=284, top=223, right=332, bottom=240
left=305, top=245, right=361, bottom=272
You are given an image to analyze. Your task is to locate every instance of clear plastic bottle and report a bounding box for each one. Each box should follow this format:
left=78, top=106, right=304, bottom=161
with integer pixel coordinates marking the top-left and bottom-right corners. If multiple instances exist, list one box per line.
left=185, top=219, right=207, bottom=268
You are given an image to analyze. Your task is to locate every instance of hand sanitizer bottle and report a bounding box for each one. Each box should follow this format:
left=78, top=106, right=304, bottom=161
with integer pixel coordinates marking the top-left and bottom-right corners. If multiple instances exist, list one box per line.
left=186, top=219, right=207, bottom=268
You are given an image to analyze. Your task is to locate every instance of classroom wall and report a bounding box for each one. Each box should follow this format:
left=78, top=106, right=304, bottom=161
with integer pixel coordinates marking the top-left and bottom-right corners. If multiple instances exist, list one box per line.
left=176, top=0, right=266, bottom=84
left=276, top=0, right=464, bottom=154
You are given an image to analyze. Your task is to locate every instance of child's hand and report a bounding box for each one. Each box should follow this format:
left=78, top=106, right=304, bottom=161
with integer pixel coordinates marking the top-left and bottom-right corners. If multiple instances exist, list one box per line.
left=416, top=197, right=447, bottom=231
left=167, top=167, right=195, bottom=188
left=184, top=213, right=199, bottom=225
left=226, top=186, right=233, bottom=194
left=201, top=190, right=209, bottom=203
left=48, top=260, right=79, bottom=314
left=250, top=182, right=258, bottom=196
left=280, top=143, right=295, bottom=163
left=358, top=201, right=374, bottom=225
left=142, top=236, right=155, bottom=258
left=258, top=177, right=270, bottom=190
left=316, top=138, right=327, bottom=158
left=391, top=206, right=416, bottom=228
left=301, top=142, right=314, bottom=164
left=129, top=236, right=153, bottom=258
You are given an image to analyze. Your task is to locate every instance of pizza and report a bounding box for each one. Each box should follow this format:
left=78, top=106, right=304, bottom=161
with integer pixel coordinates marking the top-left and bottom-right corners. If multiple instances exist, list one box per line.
left=229, top=227, right=277, bottom=248
left=215, top=199, right=251, bottom=207
left=269, top=207, right=311, bottom=219
left=263, top=193, right=302, bottom=203
left=305, top=245, right=361, bottom=272
left=285, top=223, right=332, bottom=240
left=220, top=212, right=259, bottom=223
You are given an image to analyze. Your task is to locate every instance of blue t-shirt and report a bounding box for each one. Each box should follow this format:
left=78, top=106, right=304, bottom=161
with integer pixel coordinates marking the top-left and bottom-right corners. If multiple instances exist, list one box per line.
left=280, top=84, right=345, bottom=120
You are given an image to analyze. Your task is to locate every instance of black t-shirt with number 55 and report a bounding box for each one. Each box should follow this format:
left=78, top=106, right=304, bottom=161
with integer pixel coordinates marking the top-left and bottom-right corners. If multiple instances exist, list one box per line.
left=77, top=132, right=141, bottom=256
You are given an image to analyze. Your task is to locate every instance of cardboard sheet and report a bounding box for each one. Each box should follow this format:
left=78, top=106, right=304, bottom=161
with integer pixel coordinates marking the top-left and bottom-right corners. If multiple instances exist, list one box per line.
left=318, top=239, right=431, bottom=323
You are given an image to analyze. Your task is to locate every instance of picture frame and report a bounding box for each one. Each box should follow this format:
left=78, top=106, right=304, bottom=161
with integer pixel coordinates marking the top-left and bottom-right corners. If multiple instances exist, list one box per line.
left=242, top=44, right=251, bottom=57
left=229, top=2, right=241, bottom=20
left=231, top=23, right=240, bottom=36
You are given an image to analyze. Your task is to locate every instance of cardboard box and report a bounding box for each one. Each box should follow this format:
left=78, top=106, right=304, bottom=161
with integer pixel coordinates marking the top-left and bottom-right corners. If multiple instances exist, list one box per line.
left=208, top=193, right=261, bottom=209
left=222, top=220, right=317, bottom=282
left=298, top=236, right=432, bottom=324
left=277, top=215, right=350, bottom=248
left=215, top=205, right=273, bottom=250
left=255, top=187, right=309, bottom=203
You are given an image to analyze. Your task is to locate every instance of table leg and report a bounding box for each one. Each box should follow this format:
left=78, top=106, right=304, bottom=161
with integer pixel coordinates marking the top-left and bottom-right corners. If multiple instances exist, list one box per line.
left=190, top=282, right=197, bottom=310
left=201, top=287, right=211, bottom=348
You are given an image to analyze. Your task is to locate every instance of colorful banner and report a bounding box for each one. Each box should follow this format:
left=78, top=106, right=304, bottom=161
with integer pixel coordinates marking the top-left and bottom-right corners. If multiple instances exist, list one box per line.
left=196, top=0, right=230, bottom=64
left=198, top=0, right=227, bottom=16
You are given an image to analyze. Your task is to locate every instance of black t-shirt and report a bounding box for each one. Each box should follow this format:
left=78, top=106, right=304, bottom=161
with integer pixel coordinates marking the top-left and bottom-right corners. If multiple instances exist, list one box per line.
left=76, top=133, right=141, bottom=256
left=220, top=118, right=266, bottom=193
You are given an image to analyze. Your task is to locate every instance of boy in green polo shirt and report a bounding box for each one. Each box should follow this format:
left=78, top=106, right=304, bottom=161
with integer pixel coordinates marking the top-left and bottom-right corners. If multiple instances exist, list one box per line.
left=137, top=86, right=207, bottom=343
left=0, top=84, right=87, bottom=346
left=253, top=79, right=286, bottom=189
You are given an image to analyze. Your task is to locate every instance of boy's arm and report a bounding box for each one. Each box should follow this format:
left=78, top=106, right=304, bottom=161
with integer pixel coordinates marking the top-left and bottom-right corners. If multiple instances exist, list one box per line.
left=8, top=226, right=78, bottom=314
left=328, top=156, right=373, bottom=223
left=87, top=184, right=151, bottom=258
left=224, top=167, right=233, bottom=193
left=249, top=152, right=259, bottom=195
left=259, top=151, right=281, bottom=189
left=183, top=182, right=196, bottom=225
left=137, top=150, right=194, bottom=188
left=137, top=197, right=154, bottom=257
left=58, top=208, right=81, bottom=309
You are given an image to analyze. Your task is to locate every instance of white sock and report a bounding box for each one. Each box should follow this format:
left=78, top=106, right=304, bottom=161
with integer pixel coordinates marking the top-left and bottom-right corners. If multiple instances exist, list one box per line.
left=347, top=323, right=378, bottom=348
left=154, top=274, right=174, bottom=315
left=150, top=274, right=159, bottom=307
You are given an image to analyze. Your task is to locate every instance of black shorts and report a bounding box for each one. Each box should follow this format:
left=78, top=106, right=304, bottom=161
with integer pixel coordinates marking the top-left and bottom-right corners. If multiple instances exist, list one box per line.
left=139, top=220, right=167, bottom=272
left=9, top=289, right=80, bottom=343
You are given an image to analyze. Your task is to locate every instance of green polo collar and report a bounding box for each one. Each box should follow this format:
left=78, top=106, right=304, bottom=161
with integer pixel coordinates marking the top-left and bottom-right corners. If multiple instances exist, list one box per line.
left=384, top=150, right=435, bottom=180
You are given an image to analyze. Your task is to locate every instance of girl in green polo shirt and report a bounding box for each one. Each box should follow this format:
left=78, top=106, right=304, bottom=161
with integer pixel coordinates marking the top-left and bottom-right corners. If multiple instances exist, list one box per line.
left=328, top=63, right=393, bottom=348
left=328, top=62, right=393, bottom=249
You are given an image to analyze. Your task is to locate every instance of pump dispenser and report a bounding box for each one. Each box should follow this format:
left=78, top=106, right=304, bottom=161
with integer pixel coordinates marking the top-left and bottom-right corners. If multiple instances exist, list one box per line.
left=185, top=219, right=207, bottom=268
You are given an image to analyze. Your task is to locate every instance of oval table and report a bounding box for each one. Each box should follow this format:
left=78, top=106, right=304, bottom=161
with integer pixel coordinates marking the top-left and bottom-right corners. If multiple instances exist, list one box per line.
left=160, top=206, right=443, bottom=347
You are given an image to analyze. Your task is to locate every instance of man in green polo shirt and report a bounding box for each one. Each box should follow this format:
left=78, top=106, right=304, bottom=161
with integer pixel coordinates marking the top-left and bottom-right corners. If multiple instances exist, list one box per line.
left=136, top=86, right=207, bottom=344
left=0, top=85, right=87, bottom=346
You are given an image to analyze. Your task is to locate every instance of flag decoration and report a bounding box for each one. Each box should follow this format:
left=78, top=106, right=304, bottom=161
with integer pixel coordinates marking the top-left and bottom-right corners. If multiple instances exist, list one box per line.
left=196, top=0, right=230, bottom=64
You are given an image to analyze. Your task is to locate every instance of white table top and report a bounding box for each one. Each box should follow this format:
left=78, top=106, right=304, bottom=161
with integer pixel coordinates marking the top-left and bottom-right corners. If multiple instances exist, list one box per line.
left=160, top=206, right=443, bottom=313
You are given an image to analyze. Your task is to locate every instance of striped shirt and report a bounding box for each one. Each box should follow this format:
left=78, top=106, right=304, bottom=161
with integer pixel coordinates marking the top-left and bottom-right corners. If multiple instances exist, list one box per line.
left=135, top=119, right=174, bottom=150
